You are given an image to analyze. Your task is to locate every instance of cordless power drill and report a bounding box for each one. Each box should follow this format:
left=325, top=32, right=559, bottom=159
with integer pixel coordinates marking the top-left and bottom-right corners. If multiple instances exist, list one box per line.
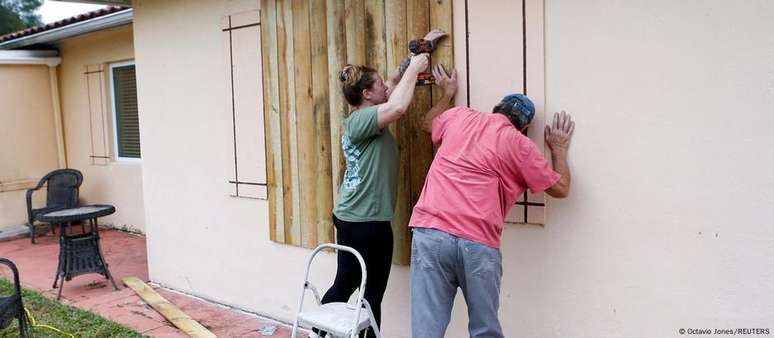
left=399, top=38, right=438, bottom=85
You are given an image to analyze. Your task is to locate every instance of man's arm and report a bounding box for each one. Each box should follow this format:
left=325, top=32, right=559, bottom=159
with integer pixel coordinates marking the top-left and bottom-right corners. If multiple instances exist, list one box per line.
left=544, top=111, right=575, bottom=198
left=422, top=64, right=458, bottom=132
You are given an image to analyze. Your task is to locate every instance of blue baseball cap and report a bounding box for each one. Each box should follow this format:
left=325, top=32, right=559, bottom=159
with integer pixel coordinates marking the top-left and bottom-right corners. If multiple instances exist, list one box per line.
left=494, top=94, right=535, bottom=129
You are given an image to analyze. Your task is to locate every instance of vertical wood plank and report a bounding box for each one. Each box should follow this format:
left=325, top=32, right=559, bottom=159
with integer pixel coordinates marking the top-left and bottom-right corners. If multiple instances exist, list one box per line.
left=311, top=0, right=334, bottom=245
left=345, top=0, right=367, bottom=65
left=406, top=0, right=432, bottom=197
left=385, top=0, right=411, bottom=265
left=405, top=0, right=433, bottom=262
left=326, top=0, right=348, bottom=204
left=260, top=0, right=285, bottom=242
left=292, top=0, right=317, bottom=248
left=430, top=0, right=454, bottom=103
left=278, top=0, right=302, bottom=245
left=365, top=0, right=387, bottom=77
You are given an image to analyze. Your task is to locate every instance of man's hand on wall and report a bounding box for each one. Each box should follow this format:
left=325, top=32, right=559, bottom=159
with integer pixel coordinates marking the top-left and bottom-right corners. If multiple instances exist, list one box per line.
left=545, top=111, right=575, bottom=155
left=432, top=64, right=457, bottom=98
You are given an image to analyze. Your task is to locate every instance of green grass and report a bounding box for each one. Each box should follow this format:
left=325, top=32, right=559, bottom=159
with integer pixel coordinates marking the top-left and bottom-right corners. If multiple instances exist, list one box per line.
left=0, top=278, right=144, bottom=337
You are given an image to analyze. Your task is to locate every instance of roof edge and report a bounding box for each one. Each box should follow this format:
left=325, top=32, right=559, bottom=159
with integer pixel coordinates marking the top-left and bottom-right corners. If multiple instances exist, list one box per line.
left=0, top=8, right=132, bottom=50
left=0, top=50, right=61, bottom=66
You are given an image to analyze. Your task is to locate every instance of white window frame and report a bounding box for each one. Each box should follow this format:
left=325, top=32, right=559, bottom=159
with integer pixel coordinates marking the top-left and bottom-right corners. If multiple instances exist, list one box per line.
left=109, top=60, right=141, bottom=162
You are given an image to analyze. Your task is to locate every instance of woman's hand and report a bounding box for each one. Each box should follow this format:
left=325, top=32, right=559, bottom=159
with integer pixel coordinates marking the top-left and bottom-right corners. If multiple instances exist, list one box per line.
left=408, top=53, right=429, bottom=73
left=431, top=64, right=457, bottom=97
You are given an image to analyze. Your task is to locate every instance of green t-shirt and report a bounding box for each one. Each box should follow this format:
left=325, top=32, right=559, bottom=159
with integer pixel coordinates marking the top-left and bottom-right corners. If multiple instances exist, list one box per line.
left=333, top=105, right=398, bottom=222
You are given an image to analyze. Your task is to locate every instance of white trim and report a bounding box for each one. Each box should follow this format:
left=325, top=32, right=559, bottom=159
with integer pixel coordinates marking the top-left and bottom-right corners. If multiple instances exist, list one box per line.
left=109, top=60, right=141, bottom=162
left=0, top=50, right=61, bottom=66
left=0, top=9, right=132, bottom=50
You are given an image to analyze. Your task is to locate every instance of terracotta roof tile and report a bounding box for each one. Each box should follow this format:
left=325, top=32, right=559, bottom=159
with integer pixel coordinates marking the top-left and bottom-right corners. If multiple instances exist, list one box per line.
left=0, top=6, right=129, bottom=43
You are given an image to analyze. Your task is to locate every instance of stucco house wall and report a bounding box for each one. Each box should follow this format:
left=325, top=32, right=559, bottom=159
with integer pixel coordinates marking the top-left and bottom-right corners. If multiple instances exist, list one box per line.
left=0, top=65, right=59, bottom=228
left=131, top=0, right=774, bottom=337
left=57, top=24, right=146, bottom=232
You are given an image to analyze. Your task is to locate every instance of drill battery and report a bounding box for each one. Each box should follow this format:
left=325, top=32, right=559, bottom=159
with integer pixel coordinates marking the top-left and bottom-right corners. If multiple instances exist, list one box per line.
left=416, top=72, right=436, bottom=86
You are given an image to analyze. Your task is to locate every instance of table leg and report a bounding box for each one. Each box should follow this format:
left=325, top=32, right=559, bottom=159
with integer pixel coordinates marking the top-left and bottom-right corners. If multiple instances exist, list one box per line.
left=56, top=273, right=65, bottom=300
left=93, top=217, right=119, bottom=291
left=29, top=222, right=36, bottom=244
left=56, top=222, right=67, bottom=300
left=52, top=222, right=63, bottom=289
left=105, top=266, right=119, bottom=291
left=52, top=266, right=60, bottom=289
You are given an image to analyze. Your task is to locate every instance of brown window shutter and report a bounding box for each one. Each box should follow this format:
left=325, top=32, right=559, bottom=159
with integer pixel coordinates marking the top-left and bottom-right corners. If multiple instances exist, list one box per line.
left=112, top=64, right=141, bottom=159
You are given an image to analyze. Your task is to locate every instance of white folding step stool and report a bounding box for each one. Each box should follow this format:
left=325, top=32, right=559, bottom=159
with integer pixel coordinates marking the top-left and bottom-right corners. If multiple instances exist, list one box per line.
left=291, top=243, right=382, bottom=338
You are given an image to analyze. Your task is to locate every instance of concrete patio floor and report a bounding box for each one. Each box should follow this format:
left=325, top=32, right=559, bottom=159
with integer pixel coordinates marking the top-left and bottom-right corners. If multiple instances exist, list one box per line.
left=0, top=228, right=307, bottom=337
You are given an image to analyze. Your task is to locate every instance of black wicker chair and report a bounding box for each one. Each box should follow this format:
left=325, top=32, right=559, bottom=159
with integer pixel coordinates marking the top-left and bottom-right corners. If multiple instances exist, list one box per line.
left=25, top=169, right=83, bottom=243
left=0, top=258, right=29, bottom=337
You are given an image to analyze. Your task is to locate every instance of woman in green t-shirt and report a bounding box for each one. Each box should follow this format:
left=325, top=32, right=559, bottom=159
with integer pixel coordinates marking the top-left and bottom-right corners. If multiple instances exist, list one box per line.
left=316, top=48, right=432, bottom=337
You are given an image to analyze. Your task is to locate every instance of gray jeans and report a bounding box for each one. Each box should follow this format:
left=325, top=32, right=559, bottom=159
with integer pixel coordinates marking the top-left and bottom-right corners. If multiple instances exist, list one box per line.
left=410, top=228, right=504, bottom=338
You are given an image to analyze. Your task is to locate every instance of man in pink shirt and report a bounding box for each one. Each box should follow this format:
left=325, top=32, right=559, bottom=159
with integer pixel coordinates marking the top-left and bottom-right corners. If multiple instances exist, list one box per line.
left=409, top=65, right=575, bottom=338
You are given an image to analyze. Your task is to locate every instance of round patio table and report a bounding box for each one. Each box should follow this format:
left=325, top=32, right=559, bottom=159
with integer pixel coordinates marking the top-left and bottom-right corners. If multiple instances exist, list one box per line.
left=37, top=204, right=119, bottom=300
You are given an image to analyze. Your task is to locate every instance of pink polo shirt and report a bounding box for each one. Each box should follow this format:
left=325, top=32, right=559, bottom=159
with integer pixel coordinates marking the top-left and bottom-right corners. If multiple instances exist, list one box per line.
left=409, top=107, right=560, bottom=248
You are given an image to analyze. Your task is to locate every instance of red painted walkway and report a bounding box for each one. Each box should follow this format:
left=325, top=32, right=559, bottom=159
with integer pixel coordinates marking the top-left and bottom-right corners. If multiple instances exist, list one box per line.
left=0, top=229, right=306, bottom=337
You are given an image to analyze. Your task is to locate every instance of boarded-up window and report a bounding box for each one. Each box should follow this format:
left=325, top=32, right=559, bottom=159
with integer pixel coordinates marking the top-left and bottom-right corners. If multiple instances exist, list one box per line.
left=222, top=10, right=268, bottom=199
left=85, top=64, right=110, bottom=165
left=454, top=0, right=549, bottom=225
left=260, top=0, right=453, bottom=263
left=109, top=62, right=141, bottom=160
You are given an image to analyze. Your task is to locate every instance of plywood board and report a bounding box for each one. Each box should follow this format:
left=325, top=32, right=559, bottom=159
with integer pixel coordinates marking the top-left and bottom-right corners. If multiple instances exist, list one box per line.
left=385, top=0, right=411, bottom=265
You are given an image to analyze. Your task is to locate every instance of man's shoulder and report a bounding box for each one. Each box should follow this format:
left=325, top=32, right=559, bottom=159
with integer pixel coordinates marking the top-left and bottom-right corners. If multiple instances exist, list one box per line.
left=443, top=106, right=478, bottom=116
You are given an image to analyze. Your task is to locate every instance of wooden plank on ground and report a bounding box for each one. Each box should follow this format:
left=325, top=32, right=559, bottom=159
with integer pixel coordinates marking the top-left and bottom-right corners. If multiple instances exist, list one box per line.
left=122, top=277, right=215, bottom=338
left=292, top=0, right=318, bottom=249
left=385, top=0, right=411, bottom=265
left=326, top=0, right=348, bottom=203
left=261, top=0, right=285, bottom=242
left=311, top=0, right=334, bottom=245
